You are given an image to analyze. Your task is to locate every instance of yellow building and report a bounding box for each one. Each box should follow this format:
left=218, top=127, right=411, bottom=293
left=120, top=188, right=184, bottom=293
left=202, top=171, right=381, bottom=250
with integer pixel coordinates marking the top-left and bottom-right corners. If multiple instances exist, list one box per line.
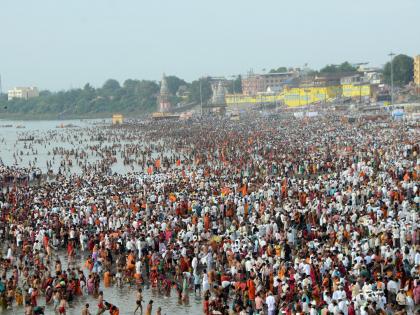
left=282, top=86, right=342, bottom=107
left=225, top=93, right=283, bottom=105
left=226, top=83, right=371, bottom=108
left=342, top=84, right=371, bottom=98
left=414, top=55, right=420, bottom=86
left=112, top=114, right=124, bottom=125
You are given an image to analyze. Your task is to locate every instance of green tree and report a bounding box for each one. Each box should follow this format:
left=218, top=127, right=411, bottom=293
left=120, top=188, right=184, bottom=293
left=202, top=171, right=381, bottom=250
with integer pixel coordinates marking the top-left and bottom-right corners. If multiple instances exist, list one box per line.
left=226, top=76, right=243, bottom=94
left=269, top=67, right=288, bottom=73
left=101, top=79, right=120, bottom=96
left=383, top=54, right=414, bottom=86
left=189, top=77, right=212, bottom=104
left=320, top=62, right=357, bottom=74
left=136, top=80, right=159, bottom=111
left=165, top=76, right=187, bottom=96
left=123, top=79, right=139, bottom=91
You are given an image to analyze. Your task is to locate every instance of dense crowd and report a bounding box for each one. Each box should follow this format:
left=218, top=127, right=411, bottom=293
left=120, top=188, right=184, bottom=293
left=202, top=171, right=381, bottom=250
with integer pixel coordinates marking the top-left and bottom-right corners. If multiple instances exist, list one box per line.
left=0, top=164, right=41, bottom=186
left=0, top=113, right=419, bottom=315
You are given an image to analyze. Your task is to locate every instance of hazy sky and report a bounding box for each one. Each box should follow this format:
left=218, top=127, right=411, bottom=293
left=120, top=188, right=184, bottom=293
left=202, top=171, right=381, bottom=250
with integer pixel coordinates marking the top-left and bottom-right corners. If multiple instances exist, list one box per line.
left=1, top=0, right=419, bottom=91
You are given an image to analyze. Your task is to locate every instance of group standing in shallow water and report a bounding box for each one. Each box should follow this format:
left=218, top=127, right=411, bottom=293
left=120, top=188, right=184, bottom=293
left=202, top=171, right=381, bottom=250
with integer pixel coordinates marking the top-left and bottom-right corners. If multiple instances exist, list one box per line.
left=0, top=112, right=419, bottom=315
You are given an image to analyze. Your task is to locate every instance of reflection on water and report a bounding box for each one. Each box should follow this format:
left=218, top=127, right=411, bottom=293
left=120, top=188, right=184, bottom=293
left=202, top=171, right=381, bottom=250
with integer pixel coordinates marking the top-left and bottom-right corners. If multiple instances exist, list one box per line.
left=0, top=119, right=151, bottom=175
left=0, top=120, right=203, bottom=315
left=1, top=252, right=202, bottom=315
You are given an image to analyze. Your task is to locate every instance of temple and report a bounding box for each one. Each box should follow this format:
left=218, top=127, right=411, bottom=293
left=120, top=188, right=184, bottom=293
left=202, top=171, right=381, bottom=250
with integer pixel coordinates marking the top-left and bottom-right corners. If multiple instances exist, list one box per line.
left=158, top=74, right=171, bottom=112
left=211, top=81, right=227, bottom=106
left=202, top=80, right=227, bottom=115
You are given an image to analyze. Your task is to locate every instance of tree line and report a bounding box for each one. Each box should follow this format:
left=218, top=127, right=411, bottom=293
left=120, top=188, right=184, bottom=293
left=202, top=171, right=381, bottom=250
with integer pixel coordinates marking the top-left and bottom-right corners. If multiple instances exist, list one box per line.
left=0, top=55, right=414, bottom=118
left=0, top=75, right=245, bottom=119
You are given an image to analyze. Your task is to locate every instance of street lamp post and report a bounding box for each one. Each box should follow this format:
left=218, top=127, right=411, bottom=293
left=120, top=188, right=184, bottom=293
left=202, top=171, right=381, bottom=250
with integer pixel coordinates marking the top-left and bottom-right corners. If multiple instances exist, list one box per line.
left=389, top=52, right=396, bottom=105
left=324, top=87, right=327, bottom=106
left=304, top=89, right=311, bottom=107
left=230, top=75, right=237, bottom=108
left=354, top=83, right=363, bottom=105
left=298, top=90, right=301, bottom=107
left=232, top=80, right=235, bottom=107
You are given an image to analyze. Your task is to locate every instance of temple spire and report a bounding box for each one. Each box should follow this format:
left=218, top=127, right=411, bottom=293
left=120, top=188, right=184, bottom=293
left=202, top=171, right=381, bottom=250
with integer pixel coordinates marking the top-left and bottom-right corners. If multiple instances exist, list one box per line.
left=158, top=73, right=171, bottom=112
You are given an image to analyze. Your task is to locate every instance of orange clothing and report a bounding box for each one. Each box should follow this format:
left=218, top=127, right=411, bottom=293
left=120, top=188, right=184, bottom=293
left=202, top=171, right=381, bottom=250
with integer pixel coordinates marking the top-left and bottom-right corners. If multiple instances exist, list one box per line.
left=247, top=280, right=256, bottom=300
left=104, top=271, right=111, bottom=287
left=204, top=215, right=210, bottom=231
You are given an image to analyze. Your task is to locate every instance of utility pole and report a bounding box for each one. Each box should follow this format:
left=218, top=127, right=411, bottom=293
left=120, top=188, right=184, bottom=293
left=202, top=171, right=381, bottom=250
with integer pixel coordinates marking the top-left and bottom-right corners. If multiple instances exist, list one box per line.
left=389, top=52, right=396, bottom=105
left=230, top=75, right=237, bottom=108
left=304, top=89, right=311, bottom=107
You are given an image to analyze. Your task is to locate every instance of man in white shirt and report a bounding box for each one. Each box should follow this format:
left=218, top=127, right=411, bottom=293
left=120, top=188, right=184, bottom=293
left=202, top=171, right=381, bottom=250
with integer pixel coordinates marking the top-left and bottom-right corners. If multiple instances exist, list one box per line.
left=135, top=260, right=142, bottom=275
left=309, top=301, right=318, bottom=315
left=338, top=298, right=348, bottom=315
left=265, top=291, right=276, bottom=315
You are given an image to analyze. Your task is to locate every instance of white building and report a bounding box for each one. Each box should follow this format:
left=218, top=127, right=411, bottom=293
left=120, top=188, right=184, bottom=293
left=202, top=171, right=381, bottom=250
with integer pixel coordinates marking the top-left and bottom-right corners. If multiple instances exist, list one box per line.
left=8, top=87, right=39, bottom=101
left=357, top=66, right=382, bottom=85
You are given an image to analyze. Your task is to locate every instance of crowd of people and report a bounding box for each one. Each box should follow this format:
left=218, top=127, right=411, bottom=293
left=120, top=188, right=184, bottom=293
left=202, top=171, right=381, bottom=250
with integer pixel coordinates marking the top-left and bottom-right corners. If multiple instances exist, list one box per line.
left=0, top=163, right=41, bottom=187
left=0, top=113, right=419, bottom=315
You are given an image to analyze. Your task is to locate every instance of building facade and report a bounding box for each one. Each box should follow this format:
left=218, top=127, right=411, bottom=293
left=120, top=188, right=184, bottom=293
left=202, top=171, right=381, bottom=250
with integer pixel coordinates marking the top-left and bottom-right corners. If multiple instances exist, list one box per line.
left=414, top=55, right=420, bottom=86
left=241, top=75, right=263, bottom=96
left=226, top=83, right=371, bottom=107
left=242, top=72, right=297, bottom=95
left=7, top=87, right=39, bottom=101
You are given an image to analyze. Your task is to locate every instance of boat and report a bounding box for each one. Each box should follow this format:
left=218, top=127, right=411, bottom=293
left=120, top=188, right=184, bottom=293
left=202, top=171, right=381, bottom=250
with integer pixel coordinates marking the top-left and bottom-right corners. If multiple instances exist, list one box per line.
left=0, top=124, right=13, bottom=128
left=16, top=125, right=26, bottom=129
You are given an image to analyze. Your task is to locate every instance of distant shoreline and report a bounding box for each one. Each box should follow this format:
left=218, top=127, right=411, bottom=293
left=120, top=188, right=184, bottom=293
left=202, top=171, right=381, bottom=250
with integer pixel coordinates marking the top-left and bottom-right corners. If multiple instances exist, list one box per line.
left=0, top=111, right=151, bottom=121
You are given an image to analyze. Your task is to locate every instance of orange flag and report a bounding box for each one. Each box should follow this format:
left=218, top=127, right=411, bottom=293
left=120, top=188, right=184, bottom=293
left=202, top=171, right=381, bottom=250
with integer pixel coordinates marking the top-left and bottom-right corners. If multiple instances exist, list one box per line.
left=176, top=159, right=181, bottom=166
left=147, top=166, right=153, bottom=175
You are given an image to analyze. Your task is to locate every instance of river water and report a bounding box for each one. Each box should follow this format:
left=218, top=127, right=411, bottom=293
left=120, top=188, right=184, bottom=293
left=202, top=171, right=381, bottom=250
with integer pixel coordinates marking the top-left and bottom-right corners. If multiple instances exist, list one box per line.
left=0, top=120, right=203, bottom=315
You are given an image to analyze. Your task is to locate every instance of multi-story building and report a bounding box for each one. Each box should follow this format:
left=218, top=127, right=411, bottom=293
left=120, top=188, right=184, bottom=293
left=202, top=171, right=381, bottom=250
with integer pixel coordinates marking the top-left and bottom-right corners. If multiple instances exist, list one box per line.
left=241, top=74, right=263, bottom=95
left=357, top=66, right=382, bottom=85
left=7, top=87, right=39, bottom=101
left=242, top=71, right=297, bottom=95
left=414, top=55, right=420, bottom=86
